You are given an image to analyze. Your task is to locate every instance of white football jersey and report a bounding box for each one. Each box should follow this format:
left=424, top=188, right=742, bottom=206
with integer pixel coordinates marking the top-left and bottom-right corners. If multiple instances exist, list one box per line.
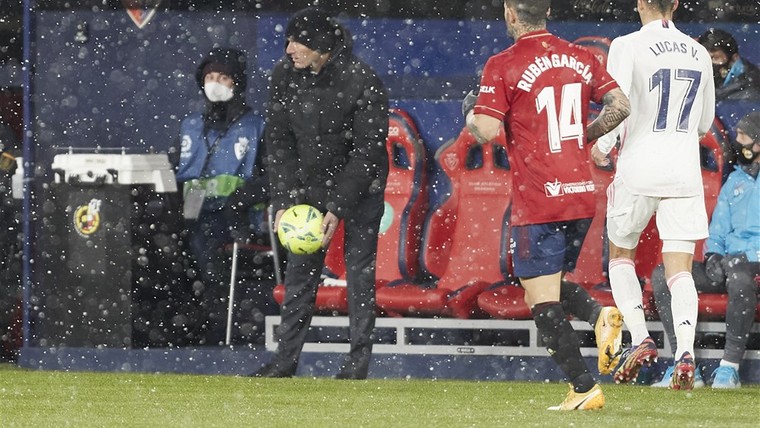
left=597, top=20, right=715, bottom=197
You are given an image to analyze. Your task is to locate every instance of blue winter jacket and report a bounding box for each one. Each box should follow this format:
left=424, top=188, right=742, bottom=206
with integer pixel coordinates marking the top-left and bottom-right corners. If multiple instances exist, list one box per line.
left=177, top=109, right=265, bottom=212
left=705, top=165, right=760, bottom=261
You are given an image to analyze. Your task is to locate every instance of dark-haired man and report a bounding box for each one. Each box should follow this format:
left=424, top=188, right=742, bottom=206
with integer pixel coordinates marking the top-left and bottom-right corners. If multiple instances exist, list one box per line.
left=698, top=28, right=760, bottom=101
left=466, top=0, right=630, bottom=410
left=592, top=0, right=716, bottom=391
left=255, top=7, right=388, bottom=380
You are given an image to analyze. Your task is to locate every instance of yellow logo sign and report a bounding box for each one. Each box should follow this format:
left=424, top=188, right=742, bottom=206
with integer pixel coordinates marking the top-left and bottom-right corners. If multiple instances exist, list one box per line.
left=73, top=199, right=102, bottom=236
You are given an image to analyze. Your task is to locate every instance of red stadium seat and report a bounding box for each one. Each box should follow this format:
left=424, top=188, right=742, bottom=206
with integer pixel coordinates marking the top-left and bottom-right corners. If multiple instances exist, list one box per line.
left=477, top=283, right=531, bottom=320
left=572, top=36, right=612, bottom=68
left=375, top=109, right=429, bottom=287
left=696, top=289, right=760, bottom=322
left=273, top=108, right=428, bottom=313
left=377, top=127, right=512, bottom=318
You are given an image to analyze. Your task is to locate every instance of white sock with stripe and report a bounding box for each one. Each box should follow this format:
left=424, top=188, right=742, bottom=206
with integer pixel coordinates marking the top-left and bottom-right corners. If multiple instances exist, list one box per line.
left=609, top=257, right=649, bottom=346
left=669, top=271, right=698, bottom=359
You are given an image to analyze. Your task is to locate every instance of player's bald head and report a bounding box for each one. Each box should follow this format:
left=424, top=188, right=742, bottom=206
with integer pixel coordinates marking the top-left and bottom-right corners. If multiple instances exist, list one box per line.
left=504, top=0, right=550, bottom=26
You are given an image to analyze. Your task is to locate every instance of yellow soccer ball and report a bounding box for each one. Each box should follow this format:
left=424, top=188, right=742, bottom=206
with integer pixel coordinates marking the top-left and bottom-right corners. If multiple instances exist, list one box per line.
left=277, top=204, right=325, bottom=255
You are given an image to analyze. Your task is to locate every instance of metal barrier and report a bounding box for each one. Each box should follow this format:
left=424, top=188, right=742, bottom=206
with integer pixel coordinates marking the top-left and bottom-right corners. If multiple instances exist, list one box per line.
left=265, top=315, right=760, bottom=360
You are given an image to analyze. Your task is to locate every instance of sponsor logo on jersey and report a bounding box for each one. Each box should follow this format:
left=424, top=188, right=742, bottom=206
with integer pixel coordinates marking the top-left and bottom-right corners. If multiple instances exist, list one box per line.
left=544, top=179, right=595, bottom=197
left=73, top=199, right=102, bottom=237
left=122, top=0, right=162, bottom=29
left=545, top=179, right=563, bottom=197
left=479, top=85, right=496, bottom=94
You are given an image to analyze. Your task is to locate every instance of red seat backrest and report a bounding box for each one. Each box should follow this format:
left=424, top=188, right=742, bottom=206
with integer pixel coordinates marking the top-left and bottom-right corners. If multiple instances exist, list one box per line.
left=430, top=127, right=512, bottom=291
left=695, top=117, right=728, bottom=260
left=572, top=36, right=612, bottom=68
left=564, top=161, right=614, bottom=287
left=376, top=109, right=428, bottom=284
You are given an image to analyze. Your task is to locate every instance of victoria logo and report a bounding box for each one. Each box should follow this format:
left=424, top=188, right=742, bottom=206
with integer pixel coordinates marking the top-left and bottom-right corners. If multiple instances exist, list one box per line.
left=544, top=179, right=563, bottom=197
left=122, top=0, right=162, bottom=29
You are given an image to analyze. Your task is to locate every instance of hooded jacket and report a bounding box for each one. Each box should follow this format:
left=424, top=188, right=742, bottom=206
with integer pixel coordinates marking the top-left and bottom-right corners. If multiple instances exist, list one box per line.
left=705, top=164, right=760, bottom=261
left=716, top=57, right=760, bottom=101
left=177, top=48, right=269, bottom=213
left=265, top=23, right=389, bottom=218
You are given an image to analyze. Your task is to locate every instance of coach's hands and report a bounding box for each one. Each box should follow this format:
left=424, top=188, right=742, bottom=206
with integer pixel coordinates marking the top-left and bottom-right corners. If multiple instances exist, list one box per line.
left=321, top=211, right=340, bottom=248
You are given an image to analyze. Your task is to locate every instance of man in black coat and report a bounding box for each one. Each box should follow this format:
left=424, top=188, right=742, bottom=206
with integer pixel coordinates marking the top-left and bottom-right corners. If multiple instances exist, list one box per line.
left=255, top=7, right=389, bottom=379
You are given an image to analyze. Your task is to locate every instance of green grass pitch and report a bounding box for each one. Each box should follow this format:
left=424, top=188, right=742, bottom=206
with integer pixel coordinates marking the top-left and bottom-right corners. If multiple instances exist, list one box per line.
left=0, top=364, right=758, bottom=427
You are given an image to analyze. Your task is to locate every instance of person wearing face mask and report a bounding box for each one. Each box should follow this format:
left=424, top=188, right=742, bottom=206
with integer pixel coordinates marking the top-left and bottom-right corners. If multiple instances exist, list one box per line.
left=698, top=28, right=760, bottom=101
left=176, top=47, right=269, bottom=346
left=651, top=111, right=760, bottom=389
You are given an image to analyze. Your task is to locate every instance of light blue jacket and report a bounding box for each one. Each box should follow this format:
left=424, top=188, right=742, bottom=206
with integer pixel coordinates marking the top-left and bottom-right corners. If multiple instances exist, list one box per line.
left=705, top=165, right=760, bottom=261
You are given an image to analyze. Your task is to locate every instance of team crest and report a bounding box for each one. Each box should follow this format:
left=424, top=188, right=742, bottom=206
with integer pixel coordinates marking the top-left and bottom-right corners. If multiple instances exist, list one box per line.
left=74, top=199, right=103, bottom=237
left=180, top=135, right=192, bottom=159
left=122, top=0, right=162, bottom=29
left=234, top=137, right=250, bottom=160
left=443, top=152, right=458, bottom=170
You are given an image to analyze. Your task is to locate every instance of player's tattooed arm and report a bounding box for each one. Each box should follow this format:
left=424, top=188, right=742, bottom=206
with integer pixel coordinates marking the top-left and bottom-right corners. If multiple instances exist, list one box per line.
left=586, top=88, right=630, bottom=142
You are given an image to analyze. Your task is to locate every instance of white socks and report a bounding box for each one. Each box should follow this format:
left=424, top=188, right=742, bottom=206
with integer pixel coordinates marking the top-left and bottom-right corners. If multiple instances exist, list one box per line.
left=609, top=258, right=649, bottom=345
left=668, top=271, right=698, bottom=359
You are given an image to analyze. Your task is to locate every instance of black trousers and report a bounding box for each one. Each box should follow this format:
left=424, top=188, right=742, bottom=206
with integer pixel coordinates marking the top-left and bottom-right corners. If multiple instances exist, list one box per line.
left=270, top=194, right=383, bottom=376
left=652, top=258, right=759, bottom=363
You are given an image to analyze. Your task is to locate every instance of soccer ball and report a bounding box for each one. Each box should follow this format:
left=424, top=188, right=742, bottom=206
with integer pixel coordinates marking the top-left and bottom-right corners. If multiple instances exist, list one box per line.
left=277, top=204, right=324, bottom=255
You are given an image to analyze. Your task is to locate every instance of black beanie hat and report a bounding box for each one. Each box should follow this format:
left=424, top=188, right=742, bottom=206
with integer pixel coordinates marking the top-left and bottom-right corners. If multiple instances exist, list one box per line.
left=285, top=7, right=340, bottom=53
left=737, top=111, right=760, bottom=144
left=195, top=48, right=248, bottom=90
left=698, top=28, right=739, bottom=58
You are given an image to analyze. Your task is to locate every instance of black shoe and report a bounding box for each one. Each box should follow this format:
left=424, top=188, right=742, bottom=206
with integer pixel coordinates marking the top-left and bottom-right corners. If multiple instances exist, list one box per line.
left=333, top=371, right=367, bottom=380
left=250, top=363, right=294, bottom=378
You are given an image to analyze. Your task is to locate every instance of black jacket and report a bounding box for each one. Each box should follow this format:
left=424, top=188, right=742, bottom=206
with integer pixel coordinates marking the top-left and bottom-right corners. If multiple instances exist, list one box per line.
left=717, top=57, right=760, bottom=101
left=265, top=25, right=389, bottom=218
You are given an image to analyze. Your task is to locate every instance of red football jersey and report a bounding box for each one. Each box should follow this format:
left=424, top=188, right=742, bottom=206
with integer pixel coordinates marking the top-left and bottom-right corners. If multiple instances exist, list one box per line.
left=474, top=30, right=619, bottom=226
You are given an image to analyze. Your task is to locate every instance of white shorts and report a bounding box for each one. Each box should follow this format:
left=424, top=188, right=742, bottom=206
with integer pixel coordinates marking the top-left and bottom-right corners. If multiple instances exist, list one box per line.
left=606, top=176, right=708, bottom=250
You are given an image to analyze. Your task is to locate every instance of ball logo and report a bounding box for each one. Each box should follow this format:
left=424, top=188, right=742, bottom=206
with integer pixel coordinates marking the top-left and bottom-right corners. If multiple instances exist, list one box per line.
left=277, top=204, right=325, bottom=255
left=73, top=199, right=103, bottom=236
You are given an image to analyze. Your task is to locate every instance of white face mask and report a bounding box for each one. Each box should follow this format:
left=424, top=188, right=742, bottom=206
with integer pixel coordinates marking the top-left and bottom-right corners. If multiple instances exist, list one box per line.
left=204, top=82, right=234, bottom=102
